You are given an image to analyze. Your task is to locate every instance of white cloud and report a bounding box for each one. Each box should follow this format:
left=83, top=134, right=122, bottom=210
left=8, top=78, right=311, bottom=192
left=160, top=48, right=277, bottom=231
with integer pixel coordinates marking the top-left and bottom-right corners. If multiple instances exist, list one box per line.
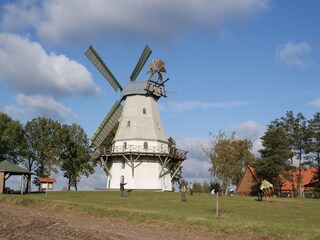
left=162, top=100, right=251, bottom=113
left=1, top=0, right=270, bottom=43
left=309, top=99, right=320, bottom=108
left=230, top=120, right=262, bottom=142
left=229, top=120, right=263, bottom=156
left=7, top=94, right=77, bottom=122
left=0, top=0, right=40, bottom=31
left=77, top=167, right=108, bottom=190
left=276, top=40, right=312, bottom=68
left=0, top=33, right=98, bottom=96
left=175, top=121, right=264, bottom=182
left=175, top=137, right=212, bottom=181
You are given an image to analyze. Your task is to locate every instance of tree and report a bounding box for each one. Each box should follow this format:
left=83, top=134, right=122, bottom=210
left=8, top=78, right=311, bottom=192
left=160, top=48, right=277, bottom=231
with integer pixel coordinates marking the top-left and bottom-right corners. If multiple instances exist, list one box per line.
left=0, top=113, right=25, bottom=163
left=281, top=111, right=309, bottom=197
left=254, top=123, right=293, bottom=193
left=305, top=112, right=320, bottom=182
left=59, top=124, right=94, bottom=191
left=207, top=131, right=254, bottom=192
left=23, top=117, right=61, bottom=191
left=192, top=181, right=203, bottom=192
left=205, top=131, right=254, bottom=216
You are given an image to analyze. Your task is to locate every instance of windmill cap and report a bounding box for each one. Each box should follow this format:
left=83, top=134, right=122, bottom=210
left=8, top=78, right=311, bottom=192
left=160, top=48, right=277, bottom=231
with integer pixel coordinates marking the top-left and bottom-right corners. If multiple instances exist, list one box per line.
left=120, top=81, right=149, bottom=100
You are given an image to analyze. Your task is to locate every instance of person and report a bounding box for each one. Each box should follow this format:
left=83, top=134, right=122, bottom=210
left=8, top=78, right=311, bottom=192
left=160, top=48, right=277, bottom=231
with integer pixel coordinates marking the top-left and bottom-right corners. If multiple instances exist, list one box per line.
left=181, top=183, right=186, bottom=202
left=120, top=182, right=127, bottom=197
left=211, top=188, right=215, bottom=196
left=189, top=181, right=193, bottom=195
left=257, top=181, right=263, bottom=201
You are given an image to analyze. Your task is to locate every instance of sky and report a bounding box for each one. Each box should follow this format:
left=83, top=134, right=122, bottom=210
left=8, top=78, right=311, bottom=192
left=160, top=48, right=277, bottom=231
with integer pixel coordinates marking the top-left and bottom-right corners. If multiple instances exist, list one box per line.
left=1, top=0, right=320, bottom=190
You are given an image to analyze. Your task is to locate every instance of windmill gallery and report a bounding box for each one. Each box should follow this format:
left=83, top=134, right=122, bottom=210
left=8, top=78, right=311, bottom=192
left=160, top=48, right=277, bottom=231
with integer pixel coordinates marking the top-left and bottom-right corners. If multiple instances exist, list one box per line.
left=86, top=45, right=188, bottom=191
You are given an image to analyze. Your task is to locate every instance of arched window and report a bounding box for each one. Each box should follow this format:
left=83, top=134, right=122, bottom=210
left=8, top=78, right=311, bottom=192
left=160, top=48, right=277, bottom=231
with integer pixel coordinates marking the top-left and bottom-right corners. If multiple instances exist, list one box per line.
left=123, top=142, right=127, bottom=149
left=127, top=121, right=130, bottom=127
left=143, top=142, right=148, bottom=149
left=143, top=108, right=146, bottom=114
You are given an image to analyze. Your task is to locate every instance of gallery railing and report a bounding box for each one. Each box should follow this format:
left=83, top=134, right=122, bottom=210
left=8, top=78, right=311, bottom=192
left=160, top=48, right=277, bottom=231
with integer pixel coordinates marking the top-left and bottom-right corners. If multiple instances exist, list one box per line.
left=94, top=145, right=187, bottom=160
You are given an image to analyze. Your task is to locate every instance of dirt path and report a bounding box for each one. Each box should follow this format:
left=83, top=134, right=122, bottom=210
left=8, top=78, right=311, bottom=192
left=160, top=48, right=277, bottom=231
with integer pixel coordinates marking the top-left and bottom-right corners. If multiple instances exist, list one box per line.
left=0, top=202, right=236, bottom=240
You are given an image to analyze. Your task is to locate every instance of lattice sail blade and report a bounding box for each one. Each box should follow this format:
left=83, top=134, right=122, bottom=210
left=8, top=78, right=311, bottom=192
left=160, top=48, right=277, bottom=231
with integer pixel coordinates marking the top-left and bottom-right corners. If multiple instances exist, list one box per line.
left=85, top=46, right=123, bottom=92
left=91, top=101, right=123, bottom=148
left=130, top=44, right=152, bottom=81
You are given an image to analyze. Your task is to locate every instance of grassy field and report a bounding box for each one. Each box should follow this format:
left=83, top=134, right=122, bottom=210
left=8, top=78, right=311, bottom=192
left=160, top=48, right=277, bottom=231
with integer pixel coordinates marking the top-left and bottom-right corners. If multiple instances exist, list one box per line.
left=1, top=191, right=319, bottom=239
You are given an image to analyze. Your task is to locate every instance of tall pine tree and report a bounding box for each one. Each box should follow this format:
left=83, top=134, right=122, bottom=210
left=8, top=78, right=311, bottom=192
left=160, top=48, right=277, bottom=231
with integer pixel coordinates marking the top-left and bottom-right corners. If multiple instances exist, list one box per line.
left=255, top=123, right=293, bottom=192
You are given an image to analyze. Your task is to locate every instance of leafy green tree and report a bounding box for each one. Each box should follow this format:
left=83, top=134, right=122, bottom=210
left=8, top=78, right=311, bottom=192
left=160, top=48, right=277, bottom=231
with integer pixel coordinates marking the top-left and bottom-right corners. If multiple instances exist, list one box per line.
left=230, top=138, right=255, bottom=186
left=59, top=124, right=94, bottom=191
left=202, top=181, right=211, bottom=193
left=205, top=131, right=254, bottom=216
left=210, top=181, right=221, bottom=194
left=23, top=117, right=61, bottom=190
left=254, top=123, right=293, bottom=193
left=207, top=131, right=254, bottom=192
left=192, top=181, right=203, bottom=193
left=305, top=112, right=320, bottom=182
left=0, top=113, right=25, bottom=163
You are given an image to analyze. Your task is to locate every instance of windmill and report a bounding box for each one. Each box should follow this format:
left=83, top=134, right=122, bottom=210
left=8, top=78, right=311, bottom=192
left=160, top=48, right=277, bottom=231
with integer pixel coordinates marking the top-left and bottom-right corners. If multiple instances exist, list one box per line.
left=85, top=44, right=187, bottom=191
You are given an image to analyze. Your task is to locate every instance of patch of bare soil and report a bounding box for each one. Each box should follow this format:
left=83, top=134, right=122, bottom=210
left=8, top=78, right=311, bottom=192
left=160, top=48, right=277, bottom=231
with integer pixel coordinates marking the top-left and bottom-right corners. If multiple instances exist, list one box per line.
left=0, top=202, right=249, bottom=240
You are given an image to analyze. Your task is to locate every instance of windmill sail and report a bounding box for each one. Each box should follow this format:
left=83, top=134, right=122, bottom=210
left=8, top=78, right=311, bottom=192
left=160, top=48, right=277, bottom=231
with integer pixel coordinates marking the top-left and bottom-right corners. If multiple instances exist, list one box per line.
left=130, top=44, right=152, bottom=82
left=85, top=46, right=123, bottom=92
left=91, top=101, right=123, bottom=148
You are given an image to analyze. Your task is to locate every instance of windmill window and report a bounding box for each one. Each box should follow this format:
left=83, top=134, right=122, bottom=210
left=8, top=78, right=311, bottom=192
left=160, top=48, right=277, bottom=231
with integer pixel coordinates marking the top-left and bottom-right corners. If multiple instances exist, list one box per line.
left=123, top=142, right=127, bottom=149
left=127, top=121, right=130, bottom=127
left=144, top=142, right=148, bottom=149
left=121, top=160, right=125, bottom=169
left=143, top=108, right=146, bottom=114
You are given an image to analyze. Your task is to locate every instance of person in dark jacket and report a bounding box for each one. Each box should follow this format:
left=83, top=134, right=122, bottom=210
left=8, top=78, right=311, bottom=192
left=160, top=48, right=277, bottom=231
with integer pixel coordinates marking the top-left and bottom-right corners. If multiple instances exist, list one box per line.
left=120, top=182, right=127, bottom=197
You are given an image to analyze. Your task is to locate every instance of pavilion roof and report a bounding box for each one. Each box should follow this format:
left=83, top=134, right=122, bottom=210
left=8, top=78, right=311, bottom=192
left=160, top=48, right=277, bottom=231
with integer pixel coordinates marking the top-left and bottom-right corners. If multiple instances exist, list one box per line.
left=0, top=160, right=33, bottom=175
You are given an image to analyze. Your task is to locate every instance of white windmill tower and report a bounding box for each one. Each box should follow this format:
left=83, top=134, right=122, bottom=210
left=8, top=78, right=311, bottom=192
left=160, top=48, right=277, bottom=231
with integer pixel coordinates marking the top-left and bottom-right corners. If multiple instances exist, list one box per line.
left=85, top=44, right=187, bottom=191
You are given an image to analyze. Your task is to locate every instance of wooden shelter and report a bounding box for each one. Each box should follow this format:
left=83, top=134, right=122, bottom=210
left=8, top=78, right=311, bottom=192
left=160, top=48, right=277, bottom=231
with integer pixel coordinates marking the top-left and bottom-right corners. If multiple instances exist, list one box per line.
left=236, top=165, right=259, bottom=196
left=0, top=160, right=33, bottom=194
left=39, top=177, right=56, bottom=192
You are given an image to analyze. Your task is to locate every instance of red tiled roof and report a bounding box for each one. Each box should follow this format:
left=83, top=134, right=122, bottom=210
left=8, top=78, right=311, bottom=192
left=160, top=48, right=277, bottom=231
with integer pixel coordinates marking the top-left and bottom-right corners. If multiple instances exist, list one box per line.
left=39, top=177, right=56, bottom=183
left=281, top=168, right=317, bottom=191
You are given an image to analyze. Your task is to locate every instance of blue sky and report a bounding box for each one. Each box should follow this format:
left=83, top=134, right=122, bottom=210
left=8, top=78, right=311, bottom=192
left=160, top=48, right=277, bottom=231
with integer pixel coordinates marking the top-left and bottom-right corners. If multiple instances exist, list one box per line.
left=1, top=0, right=320, bottom=190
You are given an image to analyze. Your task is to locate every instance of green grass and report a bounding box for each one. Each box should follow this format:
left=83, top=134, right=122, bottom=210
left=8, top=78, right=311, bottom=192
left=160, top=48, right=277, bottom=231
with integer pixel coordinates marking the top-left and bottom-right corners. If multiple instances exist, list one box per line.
left=1, top=191, right=319, bottom=239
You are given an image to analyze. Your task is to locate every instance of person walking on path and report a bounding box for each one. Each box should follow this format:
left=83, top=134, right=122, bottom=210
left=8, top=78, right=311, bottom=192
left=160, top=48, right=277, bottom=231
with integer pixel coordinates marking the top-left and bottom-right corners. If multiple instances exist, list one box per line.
left=181, top=183, right=186, bottom=202
left=189, top=181, right=193, bottom=196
